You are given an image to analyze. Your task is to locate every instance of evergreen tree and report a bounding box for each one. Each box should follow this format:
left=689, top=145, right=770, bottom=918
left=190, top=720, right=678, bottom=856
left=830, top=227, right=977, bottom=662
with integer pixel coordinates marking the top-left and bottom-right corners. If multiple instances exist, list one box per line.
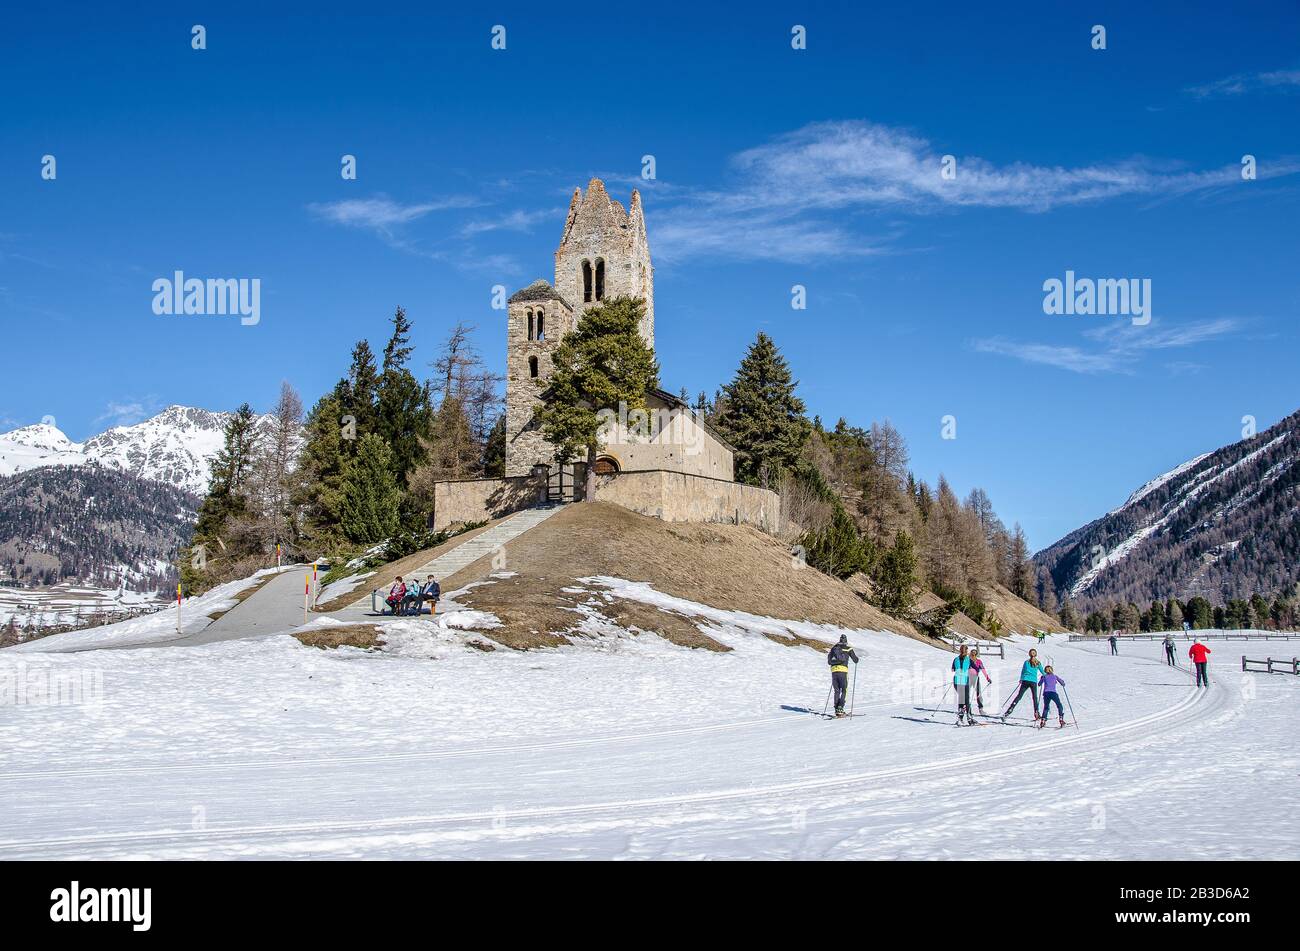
left=183, top=403, right=261, bottom=591
left=713, top=332, right=811, bottom=488
left=874, top=531, right=919, bottom=618
left=338, top=434, right=401, bottom=544
left=296, top=392, right=349, bottom=546
left=536, top=296, right=659, bottom=490
left=481, top=416, right=506, bottom=477
left=376, top=306, right=433, bottom=486
left=803, top=504, right=874, bottom=579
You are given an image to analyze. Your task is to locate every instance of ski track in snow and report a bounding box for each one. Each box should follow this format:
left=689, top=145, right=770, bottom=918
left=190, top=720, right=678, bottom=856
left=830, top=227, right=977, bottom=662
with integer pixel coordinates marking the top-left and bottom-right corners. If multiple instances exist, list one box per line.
left=3, top=604, right=1293, bottom=860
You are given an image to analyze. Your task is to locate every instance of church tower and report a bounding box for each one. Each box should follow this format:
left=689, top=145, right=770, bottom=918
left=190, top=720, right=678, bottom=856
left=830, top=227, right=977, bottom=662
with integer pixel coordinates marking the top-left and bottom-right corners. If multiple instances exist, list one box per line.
left=554, top=178, right=654, bottom=347
left=504, top=179, right=655, bottom=477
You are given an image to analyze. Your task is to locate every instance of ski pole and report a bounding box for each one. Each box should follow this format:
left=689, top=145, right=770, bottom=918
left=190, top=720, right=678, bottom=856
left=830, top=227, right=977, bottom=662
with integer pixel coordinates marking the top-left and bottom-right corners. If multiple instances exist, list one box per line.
left=850, top=663, right=858, bottom=717
left=821, top=683, right=833, bottom=718
left=926, top=683, right=951, bottom=721
left=1061, top=683, right=1080, bottom=730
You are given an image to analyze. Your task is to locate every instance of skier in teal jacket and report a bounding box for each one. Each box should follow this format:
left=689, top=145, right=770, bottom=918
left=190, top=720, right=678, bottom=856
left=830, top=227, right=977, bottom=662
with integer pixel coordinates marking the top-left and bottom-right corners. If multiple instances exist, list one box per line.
left=951, top=645, right=977, bottom=725
left=1003, top=648, right=1045, bottom=721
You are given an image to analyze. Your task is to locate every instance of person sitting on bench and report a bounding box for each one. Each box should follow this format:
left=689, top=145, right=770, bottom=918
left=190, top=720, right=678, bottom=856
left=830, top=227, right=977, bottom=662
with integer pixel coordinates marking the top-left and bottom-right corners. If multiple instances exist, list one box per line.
left=385, top=577, right=407, bottom=615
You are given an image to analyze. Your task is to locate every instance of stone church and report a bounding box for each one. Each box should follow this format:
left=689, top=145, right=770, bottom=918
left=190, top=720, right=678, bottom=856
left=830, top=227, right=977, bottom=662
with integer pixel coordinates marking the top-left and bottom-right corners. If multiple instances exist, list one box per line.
left=503, top=178, right=735, bottom=484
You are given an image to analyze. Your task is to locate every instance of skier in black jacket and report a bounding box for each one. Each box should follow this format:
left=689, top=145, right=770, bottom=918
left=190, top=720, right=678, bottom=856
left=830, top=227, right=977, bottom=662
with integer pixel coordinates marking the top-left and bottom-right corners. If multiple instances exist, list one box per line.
left=827, top=634, right=859, bottom=718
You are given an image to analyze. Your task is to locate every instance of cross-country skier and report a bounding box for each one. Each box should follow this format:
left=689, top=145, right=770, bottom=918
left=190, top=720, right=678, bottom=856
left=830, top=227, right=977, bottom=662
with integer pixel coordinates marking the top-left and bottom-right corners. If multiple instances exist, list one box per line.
left=1108, top=632, right=1118, bottom=655
left=969, top=647, right=993, bottom=714
left=827, top=634, right=859, bottom=717
left=1039, top=665, right=1067, bottom=729
left=951, top=645, right=978, bottom=725
left=1163, top=632, right=1177, bottom=666
left=1189, top=639, right=1211, bottom=687
left=1004, top=648, right=1044, bottom=721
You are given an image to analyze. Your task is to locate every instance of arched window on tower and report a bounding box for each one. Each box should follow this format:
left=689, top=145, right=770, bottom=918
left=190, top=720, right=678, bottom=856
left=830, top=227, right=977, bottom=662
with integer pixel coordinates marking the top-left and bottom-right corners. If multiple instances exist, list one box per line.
left=527, top=310, right=534, bottom=341
left=595, top=259, right=605, bottom=301
left=537, top=311, right=545, bottom=340
left=529, top=355, right=539, bottom=378
left=582, top=260, right=593, bottom=303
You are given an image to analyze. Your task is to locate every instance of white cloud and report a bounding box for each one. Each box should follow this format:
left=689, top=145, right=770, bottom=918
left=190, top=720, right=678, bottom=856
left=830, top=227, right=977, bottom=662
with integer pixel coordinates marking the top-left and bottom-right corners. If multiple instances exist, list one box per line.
left=307, top=195, right=481, bottom=237
left=1185, top=68, right=1300, bottom=99
left=973, top=318, right=1241, bottom=374
left=649, top=120, right=1287, bottom=263
left=95, top=400, right=156, bottom=427
left=459, top=208, right=557, bottom=237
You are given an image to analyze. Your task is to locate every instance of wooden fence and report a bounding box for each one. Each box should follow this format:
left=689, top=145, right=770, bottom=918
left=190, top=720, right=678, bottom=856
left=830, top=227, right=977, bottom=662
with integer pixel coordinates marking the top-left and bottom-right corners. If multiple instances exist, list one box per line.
left=943, top=639, right=1005, bottom=658
left=1241, top=655, right=1300, bottom=675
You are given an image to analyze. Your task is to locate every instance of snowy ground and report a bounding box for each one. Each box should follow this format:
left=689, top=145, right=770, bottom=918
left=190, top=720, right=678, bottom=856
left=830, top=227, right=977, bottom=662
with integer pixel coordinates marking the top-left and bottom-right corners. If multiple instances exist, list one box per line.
left=1, top=584, right=1296, bottom=860
left=7, top=569, right=284, bottom=652
left=0, top=582, right=167, bottom=632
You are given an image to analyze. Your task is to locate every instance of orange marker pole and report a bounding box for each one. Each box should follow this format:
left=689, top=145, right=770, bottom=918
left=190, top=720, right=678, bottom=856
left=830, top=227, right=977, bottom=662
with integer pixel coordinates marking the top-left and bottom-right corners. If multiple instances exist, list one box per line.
left=304, top=573, right=310, bottom=626
left=176, top=582, right=182, bottom=633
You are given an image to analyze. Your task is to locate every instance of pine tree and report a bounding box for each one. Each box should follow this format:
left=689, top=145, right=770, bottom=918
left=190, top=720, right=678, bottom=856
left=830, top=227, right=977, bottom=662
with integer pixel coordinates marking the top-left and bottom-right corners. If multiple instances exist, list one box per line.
left=714, top=332, right=811, bottom=488
left=803, top=504, right=874, bottom=579
left=536, top=296, right=659, bottom=490
left=376, top=306, right=433, bottom=486
left=338, top=434, right=401, bottom=544
left=874, top=530, right=919, bottom=618
left=184, top=403, right=261, bottom=591
left=481, top=416, right=506, bottom=477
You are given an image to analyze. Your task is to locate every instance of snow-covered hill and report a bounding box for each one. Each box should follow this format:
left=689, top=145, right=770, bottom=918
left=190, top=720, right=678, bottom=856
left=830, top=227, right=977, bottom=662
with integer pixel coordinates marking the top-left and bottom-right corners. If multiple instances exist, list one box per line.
left=0, top=405, right=278, bottom=495
left=1036, top=408, right=1300, bottom=608
left=2, top=580, right=1293, bottom=859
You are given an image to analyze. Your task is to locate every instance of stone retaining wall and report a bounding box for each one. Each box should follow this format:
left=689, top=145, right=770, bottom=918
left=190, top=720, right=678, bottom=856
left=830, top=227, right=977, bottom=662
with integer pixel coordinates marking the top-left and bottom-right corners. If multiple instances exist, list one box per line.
left=432, top=474, right=544, bottom=531
left=592, top=469, right=781, bottom=534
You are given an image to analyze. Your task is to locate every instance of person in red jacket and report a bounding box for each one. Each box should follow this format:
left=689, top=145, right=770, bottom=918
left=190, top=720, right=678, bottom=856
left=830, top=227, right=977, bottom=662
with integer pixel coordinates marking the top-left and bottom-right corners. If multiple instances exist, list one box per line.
left=1189, top=639, right=1212, bottom=687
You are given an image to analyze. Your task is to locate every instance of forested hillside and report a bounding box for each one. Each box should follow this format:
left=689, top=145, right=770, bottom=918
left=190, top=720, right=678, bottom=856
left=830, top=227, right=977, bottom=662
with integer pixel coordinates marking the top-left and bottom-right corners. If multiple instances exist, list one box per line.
left=1035, top=408, right=1300, bottom=621
left=0, top=464, right=198, bottom=590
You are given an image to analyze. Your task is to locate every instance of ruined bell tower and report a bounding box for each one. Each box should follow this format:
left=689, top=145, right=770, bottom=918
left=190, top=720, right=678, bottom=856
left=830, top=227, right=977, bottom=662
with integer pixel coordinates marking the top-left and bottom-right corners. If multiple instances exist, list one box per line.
left=503, top=179, right=655, bottom=477
left=553, top=178, right=655, bottom=348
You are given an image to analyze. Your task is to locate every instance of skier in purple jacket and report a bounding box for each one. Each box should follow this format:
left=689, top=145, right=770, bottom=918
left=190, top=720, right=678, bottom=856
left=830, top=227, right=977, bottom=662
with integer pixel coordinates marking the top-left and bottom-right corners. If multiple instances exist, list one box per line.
left=1039, top=666, right=1067, bottom=729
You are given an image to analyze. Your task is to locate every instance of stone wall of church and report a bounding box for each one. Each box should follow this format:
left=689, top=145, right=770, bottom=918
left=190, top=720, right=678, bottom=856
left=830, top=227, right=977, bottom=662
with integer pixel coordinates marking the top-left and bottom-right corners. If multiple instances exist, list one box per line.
left=432, top=473, right=546, bottom=531
left=592, top=470, right=781, bottom=535
left=504, top=293, right=573, bottom=477
left=594, top=402, right=734, bottom=480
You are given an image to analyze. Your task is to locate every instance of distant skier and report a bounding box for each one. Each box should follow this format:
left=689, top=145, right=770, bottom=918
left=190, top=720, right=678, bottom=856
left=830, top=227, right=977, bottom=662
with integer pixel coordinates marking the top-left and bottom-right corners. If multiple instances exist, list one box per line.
left=1108, top=632, right=1118, bottom=655
left=951, top=644, right=978, bottom=725
left=827, top=634, right=859, bottom=718
left=969, top=647, right=994, bottom=715
left=1189, top=639, right=1212, bottom=687
left=1039, top=665, right=1067, bottom=729
left=1004, top=648, right=1045, bottom=721
left=1163, top=632, right=1177, bottom=666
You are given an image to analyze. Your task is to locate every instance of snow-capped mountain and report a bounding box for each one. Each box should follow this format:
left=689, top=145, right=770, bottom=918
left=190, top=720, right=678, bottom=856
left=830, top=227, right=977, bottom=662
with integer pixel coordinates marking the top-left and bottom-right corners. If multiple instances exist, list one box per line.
left=0, top=405, right=277, bottom=495
left=1035, top=408, right=1300, bottom=609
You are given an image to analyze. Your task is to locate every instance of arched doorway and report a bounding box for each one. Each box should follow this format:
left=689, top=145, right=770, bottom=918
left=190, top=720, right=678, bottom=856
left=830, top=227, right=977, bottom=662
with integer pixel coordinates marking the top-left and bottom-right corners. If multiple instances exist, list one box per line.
left=593, top=455, right=620, bottom=476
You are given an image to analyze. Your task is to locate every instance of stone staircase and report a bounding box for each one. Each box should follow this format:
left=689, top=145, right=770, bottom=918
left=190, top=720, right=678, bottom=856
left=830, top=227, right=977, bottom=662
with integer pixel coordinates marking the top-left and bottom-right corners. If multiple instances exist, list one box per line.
left=328, top=505, right=564, bottom=621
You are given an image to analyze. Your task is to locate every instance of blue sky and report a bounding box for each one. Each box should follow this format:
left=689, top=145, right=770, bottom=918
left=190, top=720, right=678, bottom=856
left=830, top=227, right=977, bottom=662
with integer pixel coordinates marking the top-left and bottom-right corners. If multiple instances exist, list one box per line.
left=2, top=1, right=1297, bottom=550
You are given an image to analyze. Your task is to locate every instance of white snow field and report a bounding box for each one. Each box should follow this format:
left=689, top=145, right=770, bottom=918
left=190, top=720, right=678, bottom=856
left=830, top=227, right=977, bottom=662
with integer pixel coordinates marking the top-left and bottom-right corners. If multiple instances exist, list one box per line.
left=1, top=588, right=1296, bottom=860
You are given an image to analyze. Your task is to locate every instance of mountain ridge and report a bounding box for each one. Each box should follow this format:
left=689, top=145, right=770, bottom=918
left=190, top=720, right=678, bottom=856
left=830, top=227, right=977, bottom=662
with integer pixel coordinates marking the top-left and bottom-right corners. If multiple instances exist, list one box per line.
left=1035, top=408, right=1300, bottom=610
left=0, top=405, right=279, bottom=495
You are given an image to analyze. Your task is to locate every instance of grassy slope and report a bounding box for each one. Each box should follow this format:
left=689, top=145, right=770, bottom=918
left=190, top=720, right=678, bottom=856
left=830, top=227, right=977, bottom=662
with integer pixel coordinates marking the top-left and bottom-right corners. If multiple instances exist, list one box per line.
left=420, top=502, right=930, bottom=650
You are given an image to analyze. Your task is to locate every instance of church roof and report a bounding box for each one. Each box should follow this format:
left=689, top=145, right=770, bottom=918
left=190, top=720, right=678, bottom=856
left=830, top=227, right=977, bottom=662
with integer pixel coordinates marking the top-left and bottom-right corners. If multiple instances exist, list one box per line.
left=508, top=279, right=572, bottom=307
left=650, top=387, right=736, bottom=452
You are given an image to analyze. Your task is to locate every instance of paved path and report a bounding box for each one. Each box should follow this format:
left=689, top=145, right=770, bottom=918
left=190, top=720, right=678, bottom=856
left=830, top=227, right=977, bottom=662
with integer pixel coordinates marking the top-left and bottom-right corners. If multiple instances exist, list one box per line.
left=166, top=566, right=313, bottom=646
left=330, top=505, right=564, bottom=622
